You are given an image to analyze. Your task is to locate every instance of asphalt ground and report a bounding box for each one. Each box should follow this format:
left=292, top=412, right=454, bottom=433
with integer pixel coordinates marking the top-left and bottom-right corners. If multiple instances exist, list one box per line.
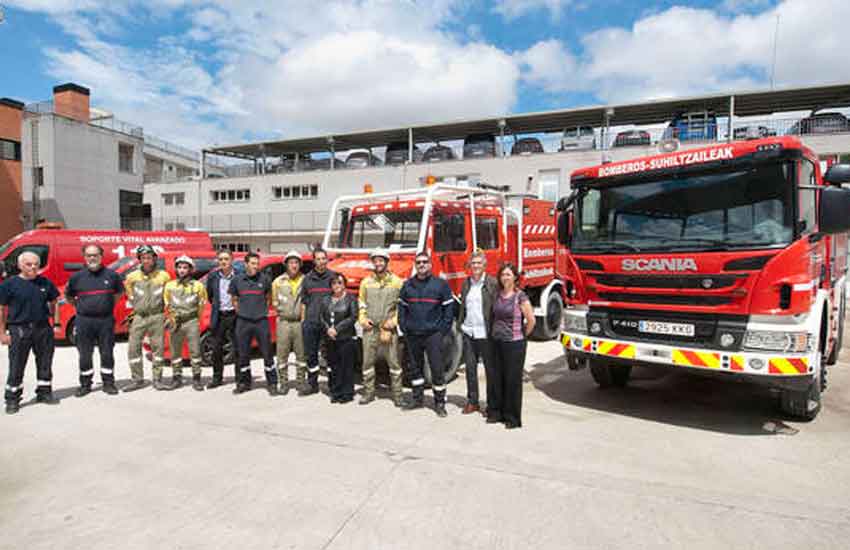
left=2, top=335, right=850, bottom=550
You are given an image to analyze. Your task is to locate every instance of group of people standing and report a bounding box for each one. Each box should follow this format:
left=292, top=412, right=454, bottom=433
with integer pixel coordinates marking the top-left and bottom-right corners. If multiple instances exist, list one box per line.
left=1, top=245, right=534, bottom=428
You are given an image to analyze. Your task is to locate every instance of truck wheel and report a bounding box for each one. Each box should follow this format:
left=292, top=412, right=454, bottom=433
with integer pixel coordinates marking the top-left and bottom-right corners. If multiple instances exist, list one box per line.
left=780, top=334, right=823, bottom=421
left=201, top=331, right=234, bottom=366
left=826, top=294, right=845, bottom=365
left=66, top=318, right=77, bottom=346
left=589, top=359, right=631, bottom=388
left=532, top=291, right=563, bottom=341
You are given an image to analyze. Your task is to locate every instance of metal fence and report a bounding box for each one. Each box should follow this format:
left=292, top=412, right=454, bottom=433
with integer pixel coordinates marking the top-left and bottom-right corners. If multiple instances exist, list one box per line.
left=149, top=210, right=332, bottom=233
left=208, top=114, right=850, bottom=180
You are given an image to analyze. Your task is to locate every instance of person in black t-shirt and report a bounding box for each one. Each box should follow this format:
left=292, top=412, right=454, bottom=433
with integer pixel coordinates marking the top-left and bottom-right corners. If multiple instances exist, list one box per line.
left=229, top=252, right=279, bottom=396
left=0, top=251, right=61, bottom=414
left=65, top=244, right=124, bottom=397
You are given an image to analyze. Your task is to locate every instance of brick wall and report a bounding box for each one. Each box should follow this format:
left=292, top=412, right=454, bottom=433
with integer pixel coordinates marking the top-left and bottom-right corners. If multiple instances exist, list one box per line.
left=0, top=98, right=23, bottom=242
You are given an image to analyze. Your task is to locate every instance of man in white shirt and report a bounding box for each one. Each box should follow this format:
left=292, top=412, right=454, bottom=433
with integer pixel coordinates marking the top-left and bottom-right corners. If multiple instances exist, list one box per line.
left=458, top=251, right=498, bottom=415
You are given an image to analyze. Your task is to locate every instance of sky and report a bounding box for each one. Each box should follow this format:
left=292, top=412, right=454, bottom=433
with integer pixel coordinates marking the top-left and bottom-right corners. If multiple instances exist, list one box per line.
left=1, top=0, right=849, bottom=151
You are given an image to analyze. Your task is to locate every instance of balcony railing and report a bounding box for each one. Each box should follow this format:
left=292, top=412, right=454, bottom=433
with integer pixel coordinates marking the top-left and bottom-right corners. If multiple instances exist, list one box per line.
left=149, top=211, right=332, bottom=234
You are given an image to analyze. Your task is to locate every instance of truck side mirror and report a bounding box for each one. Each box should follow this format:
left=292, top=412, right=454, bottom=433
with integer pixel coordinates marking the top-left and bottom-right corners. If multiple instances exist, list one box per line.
left=824, top=164, right=850, bottom=186
left=819, top=186, right=850, bottom=234
left=557, top=212, right=570, bottom=245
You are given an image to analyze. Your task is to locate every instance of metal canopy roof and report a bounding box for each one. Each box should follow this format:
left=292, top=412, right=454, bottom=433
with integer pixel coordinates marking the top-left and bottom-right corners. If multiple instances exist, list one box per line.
left=206, top=82, right=850, bottom=160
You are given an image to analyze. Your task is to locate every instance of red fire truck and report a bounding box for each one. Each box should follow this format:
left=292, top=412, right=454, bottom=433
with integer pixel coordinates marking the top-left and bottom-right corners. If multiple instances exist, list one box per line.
left=322, top=183, right=568, bottom=381
left=557, top=136, right=850, bottom=420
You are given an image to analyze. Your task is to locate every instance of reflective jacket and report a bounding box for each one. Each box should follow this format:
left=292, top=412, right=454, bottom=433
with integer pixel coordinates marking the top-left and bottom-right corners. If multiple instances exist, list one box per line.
left=271, top=273, right=303, bottom=322
left=124, top=269, right=171, bottom=317
left=164, top=278, right=207, bottom=323
left=358, top=271, right=403, bottom=328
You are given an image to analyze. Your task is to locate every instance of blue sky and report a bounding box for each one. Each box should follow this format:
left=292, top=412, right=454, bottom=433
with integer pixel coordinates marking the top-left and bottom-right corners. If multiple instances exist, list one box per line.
left=1, top=0, right=846, bottom=150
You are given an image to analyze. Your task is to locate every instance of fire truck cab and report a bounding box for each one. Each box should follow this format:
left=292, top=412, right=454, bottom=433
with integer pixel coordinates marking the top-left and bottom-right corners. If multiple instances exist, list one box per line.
left=557, top=136, right=850, bottom=420
left=323, top=183, right=568, bottom=380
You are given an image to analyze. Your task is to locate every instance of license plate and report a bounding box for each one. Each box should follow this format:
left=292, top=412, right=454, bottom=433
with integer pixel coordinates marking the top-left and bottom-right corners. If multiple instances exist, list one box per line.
left=638, top=320, right=694, bottom=337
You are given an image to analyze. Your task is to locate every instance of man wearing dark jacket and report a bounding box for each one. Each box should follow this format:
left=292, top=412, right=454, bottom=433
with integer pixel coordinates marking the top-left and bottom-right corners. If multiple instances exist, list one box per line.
left=299, top=248, right=335, bottom=395
left=205, top=250, right=240, bottom=388
left=458, top=251, right=498, bottom=415
left=398, top=252, right=455, bottom=417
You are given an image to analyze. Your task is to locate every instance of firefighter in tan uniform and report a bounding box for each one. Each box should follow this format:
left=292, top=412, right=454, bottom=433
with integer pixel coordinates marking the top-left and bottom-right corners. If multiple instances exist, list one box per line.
left=164, top=255, right=208, bottom=391
left=124, top=245, right=172, bottom=392
left=271, top=250, right=306, bottom=395
left=358, top=249, right=404, bottom=406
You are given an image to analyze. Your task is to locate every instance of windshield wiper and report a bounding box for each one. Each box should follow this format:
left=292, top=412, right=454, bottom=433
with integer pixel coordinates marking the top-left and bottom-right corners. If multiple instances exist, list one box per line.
left=575, top=240, right=642, bottom=253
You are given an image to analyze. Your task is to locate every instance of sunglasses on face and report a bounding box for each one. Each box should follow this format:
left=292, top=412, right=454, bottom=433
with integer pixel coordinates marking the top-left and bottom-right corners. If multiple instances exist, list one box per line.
left=415, top=260, right=430, bottom=265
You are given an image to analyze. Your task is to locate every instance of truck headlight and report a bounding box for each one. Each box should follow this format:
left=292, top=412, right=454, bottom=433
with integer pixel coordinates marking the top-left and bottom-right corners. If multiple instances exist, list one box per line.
left=562, top=312, right=587, bottom=334
left=743, top=331, right=810, bottom=353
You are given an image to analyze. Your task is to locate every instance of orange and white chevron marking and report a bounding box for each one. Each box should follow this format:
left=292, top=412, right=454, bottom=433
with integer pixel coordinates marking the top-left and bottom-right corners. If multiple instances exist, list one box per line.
left=768, top=357, right=809, bottom=374
left=672, top=349, right=721, bottom=369
left=596, top=340, right=635, bottom=359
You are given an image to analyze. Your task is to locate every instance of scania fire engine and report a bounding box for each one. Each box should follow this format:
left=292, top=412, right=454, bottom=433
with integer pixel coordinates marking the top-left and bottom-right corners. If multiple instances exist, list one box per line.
left=557, top=136, right=850, bottom=420
left=322, top=182, right=568, bottom=381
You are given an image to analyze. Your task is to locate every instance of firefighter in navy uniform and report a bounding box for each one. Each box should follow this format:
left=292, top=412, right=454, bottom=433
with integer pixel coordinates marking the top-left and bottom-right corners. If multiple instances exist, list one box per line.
left=0, top=251, right=61, bottom=414
left=398, top=251, right=455, bottom=417
left=229, top=252, right=279, bottom=396
left=299, top=248, right=335, bottom=396
left=65, top=244, right=124, bottom=396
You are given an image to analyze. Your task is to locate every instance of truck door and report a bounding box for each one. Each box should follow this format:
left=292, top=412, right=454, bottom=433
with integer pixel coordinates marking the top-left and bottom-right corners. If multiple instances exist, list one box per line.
left=433, top=211, right=470, bottom=294
left=474, top=214, right=501, bottom=278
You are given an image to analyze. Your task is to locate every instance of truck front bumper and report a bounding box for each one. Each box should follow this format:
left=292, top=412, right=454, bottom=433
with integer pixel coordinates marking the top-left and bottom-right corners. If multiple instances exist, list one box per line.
left=560, top=331, right=815, bottom=387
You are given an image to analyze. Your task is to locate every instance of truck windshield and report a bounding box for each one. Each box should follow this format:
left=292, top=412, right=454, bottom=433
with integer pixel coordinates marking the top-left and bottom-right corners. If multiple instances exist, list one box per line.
left=336, top=210, right=423, bottom=250
left=573, top=161, right=795, bottom=253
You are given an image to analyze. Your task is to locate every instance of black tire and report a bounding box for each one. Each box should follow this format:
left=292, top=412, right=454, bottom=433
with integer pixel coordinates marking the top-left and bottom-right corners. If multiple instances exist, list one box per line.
left=826, top=294, right=844, bottom=365
left=66, top=318, right=77, bottom=346
left=780, top=331, right=823, bottom=421
left=589, top=359, right=632, bottom=388
left=201, top=330, right=233, bottom=367
left=532, top=291, right=563, bottom=341
left=780, top=378, right=821, bottom=421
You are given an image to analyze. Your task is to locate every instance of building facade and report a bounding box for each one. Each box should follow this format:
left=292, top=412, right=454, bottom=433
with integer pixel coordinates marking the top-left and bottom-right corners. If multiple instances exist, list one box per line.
left=0, top=98, right=24, bottom=243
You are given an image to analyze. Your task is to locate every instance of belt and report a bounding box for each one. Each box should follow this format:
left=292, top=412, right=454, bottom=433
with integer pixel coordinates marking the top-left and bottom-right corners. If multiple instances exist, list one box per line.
left=9, top=320, right=51, bottom=329
left=78, top=313, right=114, bottom=320
left=134, top=311, right=163, bottom=318
left=220, top=310, right=236, bottom=316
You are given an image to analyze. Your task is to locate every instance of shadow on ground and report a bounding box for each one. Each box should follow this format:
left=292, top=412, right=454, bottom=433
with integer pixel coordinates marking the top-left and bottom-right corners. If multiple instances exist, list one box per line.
left=527, top=355, right=801, bottom=436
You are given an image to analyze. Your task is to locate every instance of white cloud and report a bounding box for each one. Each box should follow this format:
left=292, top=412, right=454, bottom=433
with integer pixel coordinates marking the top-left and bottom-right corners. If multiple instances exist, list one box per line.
left=520, top=0, right=850, bottom=104
left=492, top=0, right=572, bottom=21
left=517, top=39, right=578, bottom=93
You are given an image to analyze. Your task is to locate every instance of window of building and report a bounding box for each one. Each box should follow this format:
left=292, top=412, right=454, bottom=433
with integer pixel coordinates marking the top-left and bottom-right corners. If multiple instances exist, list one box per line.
left=118, top=143, right=135, bottom=174
left=272, top=184, right=319, bottom=200
left=211, top=188, right=251, bottom=203
left=475, top=217, right=500, bottom=250
left=163, top=192, right=185, bottom=206
left=0, top=138, right=21, bottom=161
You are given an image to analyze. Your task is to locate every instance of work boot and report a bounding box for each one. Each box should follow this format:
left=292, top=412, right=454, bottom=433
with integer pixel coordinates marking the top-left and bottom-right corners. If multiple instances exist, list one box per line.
left=192, top=374, right=204, bottom=391
left=206, top=378, right=223, bottom=389
left=279, top=382, right=290, bottom=396
left=267, top=383, right=280, bottom=396
left=172, top=374, right=184, bottom=389
left=153, top=376, right=175, bottom=391
left=435, top=403, right=448, bottom=418
left=5, top=401, right=20, bottom=415
left=232, top=383, right=250, bottom=395
left=75, top=386, right=92, bottom=398
left=402, top=395, right=424, bottom=410
left=359, top=393, right=375, bottom=406
left=102, top=384, right=119, bottom=396
left=392, top=395, right=404, bottom=408
left=298, top=384, right=319, bottom=397
left=36, top=393, right=60, bottom=405
left=123, top=379, right=146, bottom=393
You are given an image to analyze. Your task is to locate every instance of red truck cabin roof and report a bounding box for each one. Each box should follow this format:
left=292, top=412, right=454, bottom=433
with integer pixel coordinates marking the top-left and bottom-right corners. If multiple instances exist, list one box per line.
left=351, top=199, right=502, bottom=216
left=570, top=136, right=815, bottom=184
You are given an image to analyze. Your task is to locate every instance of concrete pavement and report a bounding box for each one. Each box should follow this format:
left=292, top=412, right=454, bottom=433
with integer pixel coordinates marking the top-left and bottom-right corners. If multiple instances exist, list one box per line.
left=2, top=338, right=850, bottom=549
